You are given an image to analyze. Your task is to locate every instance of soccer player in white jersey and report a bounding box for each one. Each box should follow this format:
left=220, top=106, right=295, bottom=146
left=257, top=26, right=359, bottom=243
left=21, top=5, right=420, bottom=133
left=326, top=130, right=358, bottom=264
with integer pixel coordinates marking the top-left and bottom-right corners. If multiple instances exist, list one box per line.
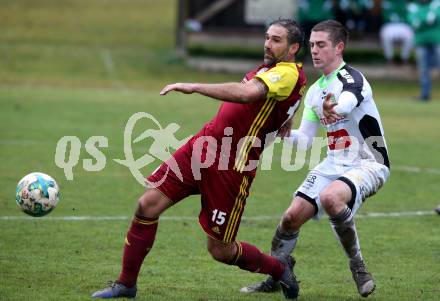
left=241, top=20, right=390, bottom=298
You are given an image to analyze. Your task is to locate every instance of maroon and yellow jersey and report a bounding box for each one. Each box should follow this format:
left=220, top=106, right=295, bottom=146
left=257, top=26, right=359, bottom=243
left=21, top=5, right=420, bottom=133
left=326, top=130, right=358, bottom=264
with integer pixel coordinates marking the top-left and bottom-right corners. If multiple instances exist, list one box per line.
left=200, top=62, right=307, bottom=176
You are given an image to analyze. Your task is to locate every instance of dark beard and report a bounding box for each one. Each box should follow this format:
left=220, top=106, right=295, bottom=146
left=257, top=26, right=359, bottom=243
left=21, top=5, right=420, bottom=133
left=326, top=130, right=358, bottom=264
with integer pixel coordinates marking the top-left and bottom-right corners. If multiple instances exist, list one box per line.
left=264, top=56, right=277, bottom=66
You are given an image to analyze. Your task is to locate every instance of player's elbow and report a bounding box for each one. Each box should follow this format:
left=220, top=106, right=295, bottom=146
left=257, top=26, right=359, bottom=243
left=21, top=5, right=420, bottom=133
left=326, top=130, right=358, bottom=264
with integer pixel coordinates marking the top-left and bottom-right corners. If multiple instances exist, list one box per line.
left=334, top=91, right=358, bottom=115
left=237, top=81, right=266, bottom=103
left=333, top=105, right=351, bottom=116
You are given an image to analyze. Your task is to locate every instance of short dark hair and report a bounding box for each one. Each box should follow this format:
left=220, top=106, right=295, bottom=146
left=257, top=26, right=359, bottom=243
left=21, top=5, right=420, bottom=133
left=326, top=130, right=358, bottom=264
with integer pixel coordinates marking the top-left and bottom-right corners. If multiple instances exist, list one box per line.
left=312, top=20, right=349, bottom=46
left=269, top=18, right=305, bottom=52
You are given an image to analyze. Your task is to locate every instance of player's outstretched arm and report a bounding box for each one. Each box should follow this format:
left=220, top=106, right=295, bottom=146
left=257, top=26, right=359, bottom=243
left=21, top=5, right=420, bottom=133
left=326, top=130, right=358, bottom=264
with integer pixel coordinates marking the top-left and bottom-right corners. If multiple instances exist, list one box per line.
left=160, top=83, right=196, bottom=95
left=286, top=118, right=319, bottom=150
left=160, top=79, right=268, bottom=104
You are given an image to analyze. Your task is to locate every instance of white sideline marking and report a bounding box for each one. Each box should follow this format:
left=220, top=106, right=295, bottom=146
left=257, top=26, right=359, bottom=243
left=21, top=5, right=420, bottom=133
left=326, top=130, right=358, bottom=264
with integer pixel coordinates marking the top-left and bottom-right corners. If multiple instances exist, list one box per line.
left=356, top=211, right=436, bottom=218
left=393, top=165, right=440, bottom=175
left=100, top=49, right=116, bottom=76
left=0, top=210, right=436, bottom=221
left=99, top=48, right=130, bottom=94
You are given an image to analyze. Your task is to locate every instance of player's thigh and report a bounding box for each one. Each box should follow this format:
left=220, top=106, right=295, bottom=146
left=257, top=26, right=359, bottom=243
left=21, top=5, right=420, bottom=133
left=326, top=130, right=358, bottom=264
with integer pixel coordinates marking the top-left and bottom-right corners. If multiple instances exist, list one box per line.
left=146, top=139, right=199, bottom=203
left=199, top=168, right=253, bottom=243
left=339, top=162, right=390, bottom=215
left=295, top=170, right=334, bottom=220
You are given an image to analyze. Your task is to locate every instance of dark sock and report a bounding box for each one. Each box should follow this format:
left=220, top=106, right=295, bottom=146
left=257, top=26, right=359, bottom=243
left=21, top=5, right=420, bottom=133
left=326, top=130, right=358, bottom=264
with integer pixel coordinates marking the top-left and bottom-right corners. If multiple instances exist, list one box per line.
left=118, top=215, right=158, bottom=287
left=234, top=241, right=284, bottom=280
left=271, top=224, right=299, bottom=257
left=329, top=206, right=363, bottom=265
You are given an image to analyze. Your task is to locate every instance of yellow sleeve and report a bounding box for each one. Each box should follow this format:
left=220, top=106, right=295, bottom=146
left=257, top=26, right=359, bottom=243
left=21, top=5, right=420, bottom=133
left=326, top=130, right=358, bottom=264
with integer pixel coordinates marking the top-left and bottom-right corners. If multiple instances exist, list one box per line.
left=255, top=63, right=299, bottom=101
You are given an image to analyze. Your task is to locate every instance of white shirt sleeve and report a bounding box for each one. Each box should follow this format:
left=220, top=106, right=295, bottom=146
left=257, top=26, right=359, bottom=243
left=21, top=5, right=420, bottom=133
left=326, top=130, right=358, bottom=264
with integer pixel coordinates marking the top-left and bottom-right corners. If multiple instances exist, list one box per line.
left=333, top=91, right=358, bottom=116
left=285, top=119, right=319, bottom=150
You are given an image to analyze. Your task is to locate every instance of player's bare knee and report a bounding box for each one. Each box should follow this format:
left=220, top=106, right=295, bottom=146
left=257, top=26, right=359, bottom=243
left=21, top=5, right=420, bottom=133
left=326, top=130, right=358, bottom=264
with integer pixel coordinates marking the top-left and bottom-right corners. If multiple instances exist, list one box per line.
left=207, top=246, right=225, bottom=262
left=207, top=240, right=236, bottom=263
left=281, top=198, right=312, bottom=231
left=281, top=210, right=301, bottom=231
left=136, top=191, right=162, bottom=218
left=320, top=191, right=339, bottom=215
left=207, top=244, right=231, bottom=263
left=136, top=198, right=154, bottom=217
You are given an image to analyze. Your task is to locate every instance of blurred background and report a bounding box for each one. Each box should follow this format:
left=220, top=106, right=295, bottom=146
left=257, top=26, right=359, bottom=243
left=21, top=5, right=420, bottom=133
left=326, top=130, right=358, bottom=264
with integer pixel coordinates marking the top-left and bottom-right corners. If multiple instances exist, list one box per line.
left=1, top=0, right=439, bottom=91
left=180, top=0, right=439, bottom=90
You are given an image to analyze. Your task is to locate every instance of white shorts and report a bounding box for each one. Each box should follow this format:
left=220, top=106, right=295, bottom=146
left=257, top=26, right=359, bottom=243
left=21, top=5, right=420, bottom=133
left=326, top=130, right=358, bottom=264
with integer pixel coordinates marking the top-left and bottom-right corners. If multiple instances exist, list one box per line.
left=295, top=160, right=390, bottom=220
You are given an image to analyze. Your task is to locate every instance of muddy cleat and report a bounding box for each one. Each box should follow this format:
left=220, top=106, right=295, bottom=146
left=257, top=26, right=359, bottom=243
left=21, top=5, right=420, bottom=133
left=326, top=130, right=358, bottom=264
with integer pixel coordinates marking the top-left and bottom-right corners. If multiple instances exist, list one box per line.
left=350, top=261, right=376, bottom=297
left=239, top=255, right=298, bottom=299
left=277, top=255, right=299, bottom=299
left=92, top=281, right=137, bottom=299
left=239, top=275, right=280, bottom=293
left=278, top=256, right=299, bottom=299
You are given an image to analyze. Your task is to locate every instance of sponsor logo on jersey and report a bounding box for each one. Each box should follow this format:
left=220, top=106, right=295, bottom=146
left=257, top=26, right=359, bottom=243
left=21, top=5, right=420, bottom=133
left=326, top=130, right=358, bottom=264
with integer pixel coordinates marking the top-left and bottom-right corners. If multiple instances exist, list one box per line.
left=306, top=174, right=317, bottom=184
left=320, top=116, right=345, bottom=125
left=267, top=72, right=281, bottom=83
left=212, top=226, right=221, bottom=234
left=339, top=69, right=354, bottom=83
left=327, top=129, right=352, bottom=150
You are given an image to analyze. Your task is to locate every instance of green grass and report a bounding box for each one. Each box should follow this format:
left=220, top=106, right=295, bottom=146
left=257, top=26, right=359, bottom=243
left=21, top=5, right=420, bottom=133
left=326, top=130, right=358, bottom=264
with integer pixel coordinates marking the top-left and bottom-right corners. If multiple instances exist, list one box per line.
left=1, top=1, right=440, bottom=301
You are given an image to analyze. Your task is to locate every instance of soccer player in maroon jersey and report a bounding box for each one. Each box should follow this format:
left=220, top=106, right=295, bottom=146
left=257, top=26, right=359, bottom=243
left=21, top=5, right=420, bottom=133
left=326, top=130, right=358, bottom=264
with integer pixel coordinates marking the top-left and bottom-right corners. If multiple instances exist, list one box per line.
left=92, top=19, right=307, bottom=299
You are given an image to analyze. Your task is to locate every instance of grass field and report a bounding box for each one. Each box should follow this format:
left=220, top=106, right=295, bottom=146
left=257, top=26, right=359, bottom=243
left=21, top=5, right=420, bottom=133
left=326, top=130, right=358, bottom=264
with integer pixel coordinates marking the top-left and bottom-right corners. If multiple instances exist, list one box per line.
left=1, top=1, right=440, bottom=301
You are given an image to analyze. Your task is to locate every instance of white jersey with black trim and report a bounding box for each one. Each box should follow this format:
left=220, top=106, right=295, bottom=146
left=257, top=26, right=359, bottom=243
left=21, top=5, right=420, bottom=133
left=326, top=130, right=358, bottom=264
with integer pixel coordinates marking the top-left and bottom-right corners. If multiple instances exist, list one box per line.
left=303, top=62, right=390, bottom=175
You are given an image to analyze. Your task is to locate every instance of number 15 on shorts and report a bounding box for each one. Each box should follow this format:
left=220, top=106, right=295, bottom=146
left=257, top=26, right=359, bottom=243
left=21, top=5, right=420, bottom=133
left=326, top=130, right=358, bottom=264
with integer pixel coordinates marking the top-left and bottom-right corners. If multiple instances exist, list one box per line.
left=212, top=209, right=226, bottom=225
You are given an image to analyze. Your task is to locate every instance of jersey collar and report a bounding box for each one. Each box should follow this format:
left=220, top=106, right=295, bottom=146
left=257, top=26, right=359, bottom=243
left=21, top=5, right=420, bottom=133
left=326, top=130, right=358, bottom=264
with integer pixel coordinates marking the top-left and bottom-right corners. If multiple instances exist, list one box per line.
left=317, top=62, right=346, bottom=89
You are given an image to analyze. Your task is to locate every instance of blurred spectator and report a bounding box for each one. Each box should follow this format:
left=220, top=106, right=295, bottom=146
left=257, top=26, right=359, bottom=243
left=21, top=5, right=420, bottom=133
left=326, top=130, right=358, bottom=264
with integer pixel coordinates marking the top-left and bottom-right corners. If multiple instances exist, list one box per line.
left=407, top=0, right=440, bottom=101
left=380, top=0, right=414, bottom=65
left=335, top=0, right=376, bottom=33
left=298, top=0, right=334, bottom=39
